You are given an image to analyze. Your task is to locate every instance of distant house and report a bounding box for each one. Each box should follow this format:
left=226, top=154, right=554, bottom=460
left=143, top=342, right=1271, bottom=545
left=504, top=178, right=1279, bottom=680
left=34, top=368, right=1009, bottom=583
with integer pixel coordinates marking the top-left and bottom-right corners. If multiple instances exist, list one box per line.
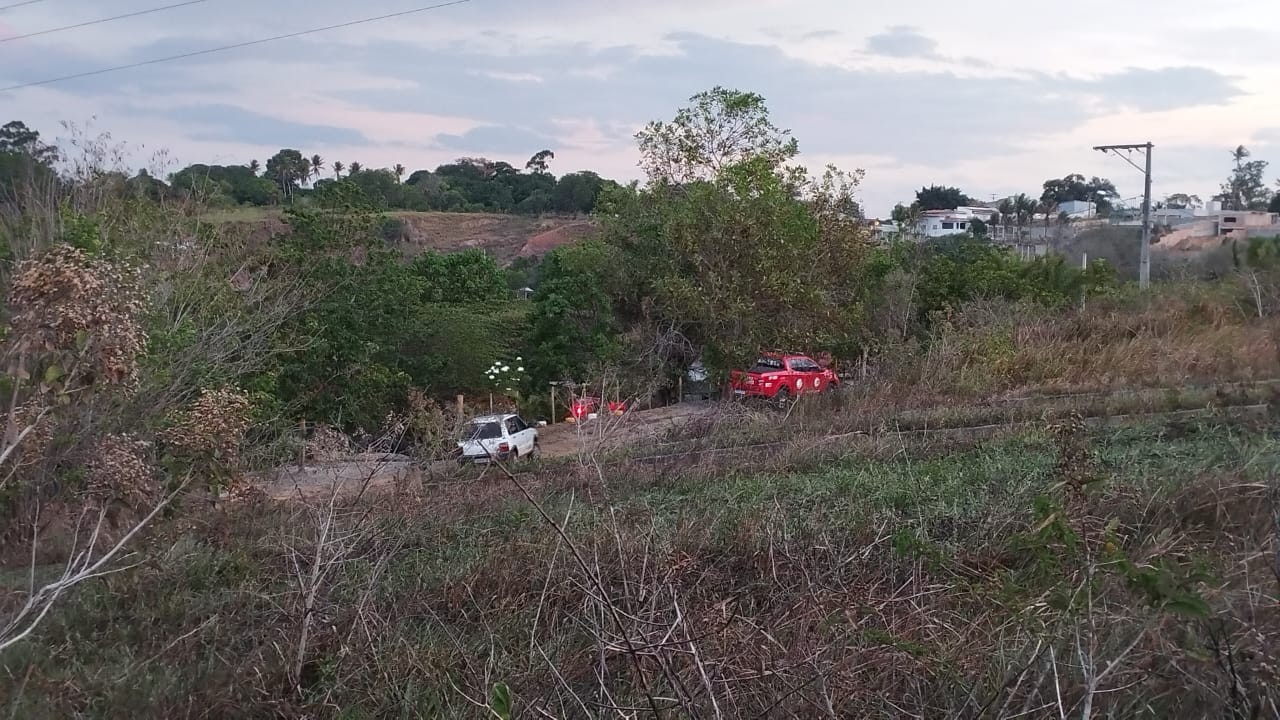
left=1057, top=200, right=1096, bottom=218
left=915, top=206, right=998, bottom=238
left=1214, top=211, right=1280, bottom=237
left=868, top=219, right=900, bottom=241
left=1152, top=207, right=1198, bottom=225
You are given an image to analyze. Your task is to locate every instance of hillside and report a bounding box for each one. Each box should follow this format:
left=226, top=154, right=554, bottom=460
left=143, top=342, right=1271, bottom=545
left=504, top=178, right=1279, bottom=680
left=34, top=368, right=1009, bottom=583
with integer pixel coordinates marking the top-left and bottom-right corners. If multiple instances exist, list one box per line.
left=209, top=208, right=598, bottom=265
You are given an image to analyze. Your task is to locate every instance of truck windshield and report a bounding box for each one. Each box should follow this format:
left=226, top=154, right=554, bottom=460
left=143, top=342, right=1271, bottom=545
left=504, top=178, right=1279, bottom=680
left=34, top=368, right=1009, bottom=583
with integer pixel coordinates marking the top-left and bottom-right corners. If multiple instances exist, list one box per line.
left=462, top=422, right=502, bottom=440
left=751, top=358, right=784, bottom=372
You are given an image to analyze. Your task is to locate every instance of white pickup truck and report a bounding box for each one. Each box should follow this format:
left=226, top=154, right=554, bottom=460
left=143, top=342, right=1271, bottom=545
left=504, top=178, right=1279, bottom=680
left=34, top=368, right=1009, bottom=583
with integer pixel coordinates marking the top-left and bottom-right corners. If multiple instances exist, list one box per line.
left=457, top=413, right=539, bottom=464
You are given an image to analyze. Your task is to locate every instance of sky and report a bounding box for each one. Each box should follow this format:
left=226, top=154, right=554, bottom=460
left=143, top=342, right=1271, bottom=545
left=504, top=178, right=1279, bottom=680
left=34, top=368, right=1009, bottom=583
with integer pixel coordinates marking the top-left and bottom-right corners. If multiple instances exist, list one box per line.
left=3, top=0, right=1279, bottom=215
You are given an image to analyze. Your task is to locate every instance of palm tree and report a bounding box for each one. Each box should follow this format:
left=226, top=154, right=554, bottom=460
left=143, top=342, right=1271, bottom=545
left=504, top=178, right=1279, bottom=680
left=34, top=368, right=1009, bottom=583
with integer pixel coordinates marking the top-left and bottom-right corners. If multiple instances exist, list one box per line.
left=348, top=161, right=363, bottom=175
left=1013, top=194, right=1037, bottom=237
left=310, top=154, right=325, bottom=183
left=393, top=163, right=406, bottom=183
left=1038, top=198, right=1057, bottom=240
left=332, top=161, right=344, bottom=179
left=248, top=159, right=260, bottom=175
left=996, top=198, right=1015, bottom=240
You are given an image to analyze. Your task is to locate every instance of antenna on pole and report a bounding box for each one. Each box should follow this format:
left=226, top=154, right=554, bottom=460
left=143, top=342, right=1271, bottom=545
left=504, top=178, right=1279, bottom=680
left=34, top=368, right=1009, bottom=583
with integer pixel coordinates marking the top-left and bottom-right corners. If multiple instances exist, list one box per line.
left=1093, top=142, right=1153, bottom=289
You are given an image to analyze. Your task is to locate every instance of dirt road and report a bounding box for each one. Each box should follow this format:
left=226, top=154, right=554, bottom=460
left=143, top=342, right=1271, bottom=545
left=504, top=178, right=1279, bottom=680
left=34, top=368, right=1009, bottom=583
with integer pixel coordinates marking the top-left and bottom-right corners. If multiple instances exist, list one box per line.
left=256, top=402, right=717, bottom=500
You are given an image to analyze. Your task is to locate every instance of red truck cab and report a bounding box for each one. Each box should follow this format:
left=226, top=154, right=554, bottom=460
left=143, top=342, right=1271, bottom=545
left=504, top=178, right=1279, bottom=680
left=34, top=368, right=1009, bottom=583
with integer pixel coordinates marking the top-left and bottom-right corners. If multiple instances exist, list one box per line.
left=731, top=353, right=839, bottom=401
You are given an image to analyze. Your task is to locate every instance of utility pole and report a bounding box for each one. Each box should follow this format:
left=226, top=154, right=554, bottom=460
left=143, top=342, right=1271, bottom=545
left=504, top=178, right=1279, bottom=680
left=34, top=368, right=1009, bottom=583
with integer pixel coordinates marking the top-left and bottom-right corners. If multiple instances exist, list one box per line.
left=1093, top=142, right=1153, bottom=288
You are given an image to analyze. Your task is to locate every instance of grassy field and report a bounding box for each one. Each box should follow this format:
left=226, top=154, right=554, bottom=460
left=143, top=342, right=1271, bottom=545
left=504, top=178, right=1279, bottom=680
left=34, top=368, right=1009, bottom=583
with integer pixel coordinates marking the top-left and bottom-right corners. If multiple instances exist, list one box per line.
left=3, top=413, right=1278, bottom=718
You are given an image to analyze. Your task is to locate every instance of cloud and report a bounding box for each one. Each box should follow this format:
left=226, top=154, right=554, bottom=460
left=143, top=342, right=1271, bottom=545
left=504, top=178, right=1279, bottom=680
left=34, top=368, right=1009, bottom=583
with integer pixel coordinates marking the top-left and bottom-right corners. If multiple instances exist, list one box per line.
left=435, top=125, right=559, bottom=154
left=159, top=104, right=368, bottom=146
left=472, top=70, right=545, bottom=84
left=865, top=26, right=939, bottom=59
left=1067, top=66, right=1244, bottom=113
left=0, top=4, right=1262, bottom=214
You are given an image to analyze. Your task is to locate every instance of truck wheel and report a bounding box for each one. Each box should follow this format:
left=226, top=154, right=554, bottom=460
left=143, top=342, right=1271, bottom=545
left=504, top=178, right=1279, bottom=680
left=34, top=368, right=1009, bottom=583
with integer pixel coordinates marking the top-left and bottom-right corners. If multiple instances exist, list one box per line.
left=773, top=386, right=791, bottom=408
left=529, top=442, right=540, bottom=460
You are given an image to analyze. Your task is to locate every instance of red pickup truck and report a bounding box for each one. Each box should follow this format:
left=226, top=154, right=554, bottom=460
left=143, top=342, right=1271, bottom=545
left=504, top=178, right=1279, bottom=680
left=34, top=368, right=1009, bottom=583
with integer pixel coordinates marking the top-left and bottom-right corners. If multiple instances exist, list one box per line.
left=731, top=353, right=839, bottom=402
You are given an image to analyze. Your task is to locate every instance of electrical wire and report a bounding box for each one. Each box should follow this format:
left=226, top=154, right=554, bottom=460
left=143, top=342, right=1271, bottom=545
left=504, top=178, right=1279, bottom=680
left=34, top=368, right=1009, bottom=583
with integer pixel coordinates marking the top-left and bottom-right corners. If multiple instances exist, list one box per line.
left=2, top=0, right=208, bottom=43
left=0, top=0, right=471, bottom=92
left=0, top=0, right=49, bottom=12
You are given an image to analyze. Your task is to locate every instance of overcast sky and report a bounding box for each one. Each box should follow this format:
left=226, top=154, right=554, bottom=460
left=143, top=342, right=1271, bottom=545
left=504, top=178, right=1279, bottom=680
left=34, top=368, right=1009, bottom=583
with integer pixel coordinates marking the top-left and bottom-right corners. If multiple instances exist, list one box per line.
left=3, top=0, right=1279, bottom=214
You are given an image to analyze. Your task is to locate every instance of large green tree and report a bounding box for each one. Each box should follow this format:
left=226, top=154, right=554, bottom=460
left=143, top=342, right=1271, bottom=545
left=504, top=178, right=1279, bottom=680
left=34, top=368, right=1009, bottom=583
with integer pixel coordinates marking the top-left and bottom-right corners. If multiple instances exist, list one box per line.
left=610, top=88, right=871, bottom=373
left=914, top=185, right=975, bottom=211
left=1040, top=174, right=1118, bottom=214
left=527, top=239, right=622, bottom=387
left=265, top=149, right=309, bottom=202
left=0, top=120, right=59, bottom=198
left=636, top=86, right=799, bottom=185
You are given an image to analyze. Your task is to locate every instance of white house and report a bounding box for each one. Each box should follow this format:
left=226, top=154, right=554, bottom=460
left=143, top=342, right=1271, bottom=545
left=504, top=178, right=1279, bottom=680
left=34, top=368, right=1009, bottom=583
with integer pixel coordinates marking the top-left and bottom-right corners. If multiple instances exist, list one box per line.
left=1057, top=200, right=1096, bottom=218
left=915, top=206, right=998, bottom=238
left=869, top=219, right=900, bottom=241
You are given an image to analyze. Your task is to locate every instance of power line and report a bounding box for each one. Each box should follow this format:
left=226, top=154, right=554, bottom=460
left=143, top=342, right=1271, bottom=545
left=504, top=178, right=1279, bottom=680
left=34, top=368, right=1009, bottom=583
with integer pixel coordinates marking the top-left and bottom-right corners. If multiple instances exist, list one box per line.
left=0, top=0, right=471, bottom=92
left=0, top=0, right=49, bottom=12
left=2, top=0, right=208, bottom=43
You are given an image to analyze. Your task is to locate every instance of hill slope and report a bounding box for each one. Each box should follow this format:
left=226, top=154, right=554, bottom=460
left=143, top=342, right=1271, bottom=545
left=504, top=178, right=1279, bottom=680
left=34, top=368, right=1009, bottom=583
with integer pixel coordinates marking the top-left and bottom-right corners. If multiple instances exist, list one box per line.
left=212, top=209, right=597, bottom=265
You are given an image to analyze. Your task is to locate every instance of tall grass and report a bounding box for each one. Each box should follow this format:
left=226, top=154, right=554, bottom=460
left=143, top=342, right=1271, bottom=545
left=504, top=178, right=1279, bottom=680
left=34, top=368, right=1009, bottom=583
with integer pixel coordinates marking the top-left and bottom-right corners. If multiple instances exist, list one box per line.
left=3, top=415, right=1277, bottom=718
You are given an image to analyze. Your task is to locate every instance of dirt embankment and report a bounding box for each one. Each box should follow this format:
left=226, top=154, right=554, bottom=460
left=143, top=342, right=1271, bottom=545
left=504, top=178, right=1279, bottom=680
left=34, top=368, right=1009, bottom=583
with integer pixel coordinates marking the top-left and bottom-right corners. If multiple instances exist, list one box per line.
left=391, top=212, right=596, bottom=264
left=217, top=211, right=597, bottom=266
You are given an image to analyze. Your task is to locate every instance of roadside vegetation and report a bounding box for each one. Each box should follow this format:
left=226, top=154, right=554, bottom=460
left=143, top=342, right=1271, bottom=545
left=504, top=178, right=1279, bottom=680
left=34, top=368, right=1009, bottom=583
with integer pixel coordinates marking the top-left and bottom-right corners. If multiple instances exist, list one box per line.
left=0, top=91, right=1278, bottom=718
left=4, top=416, right=1279, bottom=717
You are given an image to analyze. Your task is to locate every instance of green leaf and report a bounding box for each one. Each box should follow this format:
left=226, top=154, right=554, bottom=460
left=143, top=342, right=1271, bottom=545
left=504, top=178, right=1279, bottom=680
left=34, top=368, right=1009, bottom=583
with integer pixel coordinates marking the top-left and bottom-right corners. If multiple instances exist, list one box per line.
left=488, top=682, right=512, bottom=720
left=1164, top=594, right=1210, bottom=619
left=43, top=364, right=64, bottom=385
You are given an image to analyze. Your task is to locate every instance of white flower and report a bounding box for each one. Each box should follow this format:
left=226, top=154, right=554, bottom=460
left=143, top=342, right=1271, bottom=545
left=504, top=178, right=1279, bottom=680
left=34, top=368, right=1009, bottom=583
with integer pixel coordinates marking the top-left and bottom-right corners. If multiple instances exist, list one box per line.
left=517, top=367, right=524, bottom=372
left=502, top=366, right=510, bottom=371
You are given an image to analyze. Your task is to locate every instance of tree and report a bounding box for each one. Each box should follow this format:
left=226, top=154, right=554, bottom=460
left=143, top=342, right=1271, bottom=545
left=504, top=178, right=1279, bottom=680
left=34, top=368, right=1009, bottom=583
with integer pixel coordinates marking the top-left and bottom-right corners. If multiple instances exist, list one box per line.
left=343, top=168, right=400, bottom=209
left=551, top=171, right=605, bottom=214
left=0, top=120, right=59, bottom=196
left=608, top=89, right=870, bottom=372
left=410, top=249, right=507, bottom=304
left=332, top=161, right=344, bottom=179
left=0, top=120, right=58, bottom=164
left=309, top=154, right=325, bottom=183
left=525, top=149, right=555, bottom=175
left=1040, top=174, right=1118, bottom=215
left=969, top=217, right=988, bottom=238
left=248, top=159, right=260, bottom=175
left=1217, top=145, right=1273, bottom=211
left=914, top=185, right=974, bottom=211
left=168, top=163, right=277, bottom=206
left=997, top=198, right=1015, bottom=226
left=891, top=203, right=922, bottom=238
left=1162, top=193, right=1202, bottom=210
left=635, top=87, right=798, bottom=185
left=528, top=240, right=622, bottom=387
left=1270, top=192, right=1280, bottom=214
left=1037, top=198, right=1057, bottom=238
left=393, top=163, right=406, bottom=183
left=348, top=161, right=363, bottom=175
left=265, top=149, right=309, bottom=202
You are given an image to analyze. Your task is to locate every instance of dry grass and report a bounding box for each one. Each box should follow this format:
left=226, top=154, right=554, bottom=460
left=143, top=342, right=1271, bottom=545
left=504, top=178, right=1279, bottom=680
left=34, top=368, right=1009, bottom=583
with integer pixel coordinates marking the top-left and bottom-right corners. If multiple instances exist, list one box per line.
left=3, top=414, right=1278, bottom=718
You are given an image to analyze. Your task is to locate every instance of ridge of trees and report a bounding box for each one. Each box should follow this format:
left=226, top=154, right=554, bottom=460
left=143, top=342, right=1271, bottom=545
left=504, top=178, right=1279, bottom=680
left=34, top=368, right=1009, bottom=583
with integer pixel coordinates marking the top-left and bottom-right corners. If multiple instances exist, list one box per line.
left=1, top=121, right=615, bottom=216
